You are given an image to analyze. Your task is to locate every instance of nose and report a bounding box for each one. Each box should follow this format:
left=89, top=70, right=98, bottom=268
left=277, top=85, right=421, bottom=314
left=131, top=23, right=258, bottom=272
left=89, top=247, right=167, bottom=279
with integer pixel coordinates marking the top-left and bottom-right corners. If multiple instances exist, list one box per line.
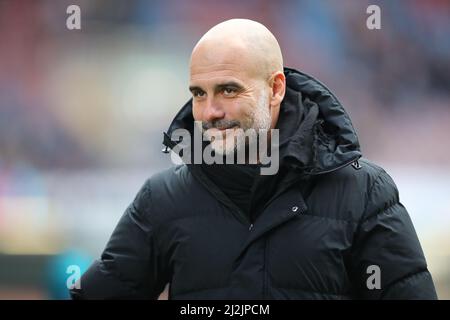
left=203, top=97, right=225, bottom=122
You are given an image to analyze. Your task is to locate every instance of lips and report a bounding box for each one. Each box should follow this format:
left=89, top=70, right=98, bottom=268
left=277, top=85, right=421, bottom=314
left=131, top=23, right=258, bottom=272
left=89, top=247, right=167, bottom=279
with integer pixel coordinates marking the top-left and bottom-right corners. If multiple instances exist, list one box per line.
left=216, top=126, right=238, bottom=131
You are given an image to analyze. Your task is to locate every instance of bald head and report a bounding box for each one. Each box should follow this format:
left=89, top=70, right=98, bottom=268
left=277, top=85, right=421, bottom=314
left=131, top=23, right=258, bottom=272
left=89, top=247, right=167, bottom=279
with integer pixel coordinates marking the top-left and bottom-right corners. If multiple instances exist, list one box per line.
left=190, top=19, right=283, bottom=80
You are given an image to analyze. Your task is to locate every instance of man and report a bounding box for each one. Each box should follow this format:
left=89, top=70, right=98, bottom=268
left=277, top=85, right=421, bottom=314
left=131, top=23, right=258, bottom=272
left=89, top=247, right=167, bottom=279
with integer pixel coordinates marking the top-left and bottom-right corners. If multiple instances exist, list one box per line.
left=71, top=19, right=437, bottom=299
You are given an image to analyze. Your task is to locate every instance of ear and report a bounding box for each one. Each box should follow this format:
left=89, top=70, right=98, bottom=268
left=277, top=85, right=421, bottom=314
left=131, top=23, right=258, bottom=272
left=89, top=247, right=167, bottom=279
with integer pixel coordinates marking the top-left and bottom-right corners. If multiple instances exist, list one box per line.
left=267, top=71, right=285, bottom=129
left=269, top=71, right=286, bottom=109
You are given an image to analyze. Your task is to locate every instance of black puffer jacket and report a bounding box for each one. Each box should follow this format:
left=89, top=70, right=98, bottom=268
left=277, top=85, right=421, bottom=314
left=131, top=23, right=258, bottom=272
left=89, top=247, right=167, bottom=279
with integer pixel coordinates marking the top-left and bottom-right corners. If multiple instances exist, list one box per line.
left=71, top=68, right=437, bottom=300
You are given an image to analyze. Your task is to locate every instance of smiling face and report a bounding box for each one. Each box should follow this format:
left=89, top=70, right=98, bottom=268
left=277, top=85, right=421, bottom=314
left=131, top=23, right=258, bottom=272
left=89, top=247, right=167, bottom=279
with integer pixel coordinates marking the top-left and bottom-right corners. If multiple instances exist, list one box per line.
left=190, top=44, right=271, bottom=155
left=189, top=19, right=286, bottom=156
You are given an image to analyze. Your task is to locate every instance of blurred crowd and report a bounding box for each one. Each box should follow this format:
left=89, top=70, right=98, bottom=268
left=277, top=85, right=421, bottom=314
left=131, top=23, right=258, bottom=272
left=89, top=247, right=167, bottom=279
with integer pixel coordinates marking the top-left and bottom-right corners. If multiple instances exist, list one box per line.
left=0, top=0, right=449, bottom=299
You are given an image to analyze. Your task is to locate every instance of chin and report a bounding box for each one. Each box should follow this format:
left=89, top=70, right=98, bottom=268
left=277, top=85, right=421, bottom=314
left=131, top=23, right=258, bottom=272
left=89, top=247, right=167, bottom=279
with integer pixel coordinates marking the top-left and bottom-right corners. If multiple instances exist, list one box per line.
left=211, top=136, right=247, bottom=157
left=210, top=141, right=236, bottom=156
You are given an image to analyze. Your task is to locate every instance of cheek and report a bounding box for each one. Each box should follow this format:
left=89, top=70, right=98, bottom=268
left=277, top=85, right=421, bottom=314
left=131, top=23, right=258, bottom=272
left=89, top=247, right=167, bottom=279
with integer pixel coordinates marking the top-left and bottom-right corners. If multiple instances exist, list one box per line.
left=233, top=99, right=256, bottom=124
left=192, top=104, right=202, bottom=121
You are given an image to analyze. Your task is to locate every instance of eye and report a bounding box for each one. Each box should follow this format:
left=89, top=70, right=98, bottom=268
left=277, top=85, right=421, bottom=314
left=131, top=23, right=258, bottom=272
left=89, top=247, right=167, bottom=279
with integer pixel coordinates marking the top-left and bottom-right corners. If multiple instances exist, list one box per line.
left=192, top=90, right=206, bottom=98
left=222, top=87, right=237, bottom=97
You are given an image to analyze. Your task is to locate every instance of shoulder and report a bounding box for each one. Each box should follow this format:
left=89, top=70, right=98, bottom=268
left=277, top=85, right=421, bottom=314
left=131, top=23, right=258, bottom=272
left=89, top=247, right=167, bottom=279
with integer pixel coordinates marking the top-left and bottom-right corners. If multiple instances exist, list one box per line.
left=316, top=157, right=396, bottom=196
left=147, top=164, right=192, bottom=193
left=306, top=158, right=400, bottom=222
left=132, top=165, right=208, bottom=225
left=356, top=158, right=401, bottom=221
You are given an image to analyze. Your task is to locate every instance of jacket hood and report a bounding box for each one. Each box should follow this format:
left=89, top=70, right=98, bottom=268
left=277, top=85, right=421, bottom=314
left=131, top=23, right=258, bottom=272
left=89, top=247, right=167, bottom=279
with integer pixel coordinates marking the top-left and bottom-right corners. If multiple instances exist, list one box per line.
left=162, top=67, right=361, bottom=175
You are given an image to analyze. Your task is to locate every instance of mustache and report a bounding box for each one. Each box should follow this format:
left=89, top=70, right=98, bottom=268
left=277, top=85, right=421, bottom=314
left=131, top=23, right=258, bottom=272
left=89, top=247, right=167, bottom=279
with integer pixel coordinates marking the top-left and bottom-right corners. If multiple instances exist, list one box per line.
left=202, top=119, right=241, bottom=131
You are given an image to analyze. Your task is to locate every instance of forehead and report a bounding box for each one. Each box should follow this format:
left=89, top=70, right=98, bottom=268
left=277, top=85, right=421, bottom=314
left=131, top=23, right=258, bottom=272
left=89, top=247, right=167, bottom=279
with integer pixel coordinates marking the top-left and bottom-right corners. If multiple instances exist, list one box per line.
left=190, top=64, right=250, bottom=87
left=190, top=43, right=258, bottom=86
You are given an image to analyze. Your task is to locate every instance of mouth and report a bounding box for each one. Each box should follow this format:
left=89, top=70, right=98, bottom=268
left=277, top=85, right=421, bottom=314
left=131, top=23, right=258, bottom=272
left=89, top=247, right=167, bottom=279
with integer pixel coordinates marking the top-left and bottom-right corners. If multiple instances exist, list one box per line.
left=215, top=126, right=238, bottom=131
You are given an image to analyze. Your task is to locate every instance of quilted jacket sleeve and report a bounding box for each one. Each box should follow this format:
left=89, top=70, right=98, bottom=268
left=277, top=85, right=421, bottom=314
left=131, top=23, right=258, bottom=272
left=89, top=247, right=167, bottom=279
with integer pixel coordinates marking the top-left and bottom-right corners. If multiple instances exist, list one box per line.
left=70, top=179, right=169, bottom=299
left=350, top=168, right=437, bottom=299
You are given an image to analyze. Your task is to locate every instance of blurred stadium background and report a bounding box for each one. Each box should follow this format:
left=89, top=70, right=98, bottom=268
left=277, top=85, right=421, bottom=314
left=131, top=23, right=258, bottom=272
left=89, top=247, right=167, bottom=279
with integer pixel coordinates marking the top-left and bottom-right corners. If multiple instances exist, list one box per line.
left=0, top=0, right=449, bottom=299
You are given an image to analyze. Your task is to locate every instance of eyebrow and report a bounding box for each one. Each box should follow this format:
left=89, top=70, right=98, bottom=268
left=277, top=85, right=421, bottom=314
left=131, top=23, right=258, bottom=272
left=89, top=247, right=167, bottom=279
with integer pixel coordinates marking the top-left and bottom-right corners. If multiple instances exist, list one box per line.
left=189, top=81, right=245, bottom=94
